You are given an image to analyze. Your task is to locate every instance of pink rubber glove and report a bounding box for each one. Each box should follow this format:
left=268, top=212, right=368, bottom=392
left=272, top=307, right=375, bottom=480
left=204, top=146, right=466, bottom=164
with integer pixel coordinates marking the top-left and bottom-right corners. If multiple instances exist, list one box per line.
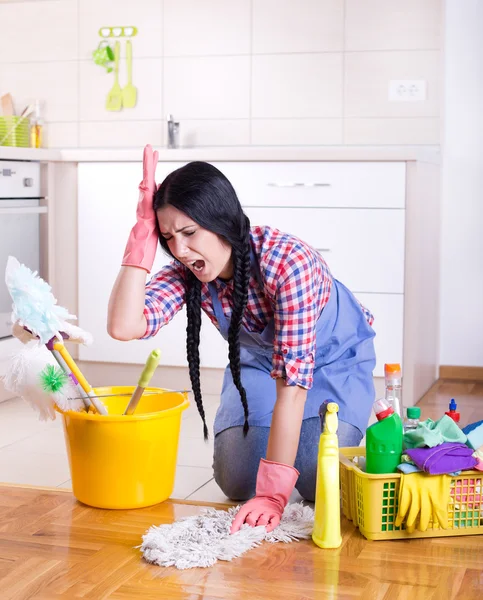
left=230, top=458, right=300, bottom=534
left=121, top=144, right=159, bottom=273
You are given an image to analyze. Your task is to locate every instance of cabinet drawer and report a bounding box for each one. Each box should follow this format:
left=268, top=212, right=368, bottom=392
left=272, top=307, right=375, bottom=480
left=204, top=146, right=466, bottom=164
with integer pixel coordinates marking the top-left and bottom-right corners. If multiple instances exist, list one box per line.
left=245, top=207, right=405, bottom=294
left=213, top=162, right=406, bottom=209
left=354, top=293, right=403, bottom=378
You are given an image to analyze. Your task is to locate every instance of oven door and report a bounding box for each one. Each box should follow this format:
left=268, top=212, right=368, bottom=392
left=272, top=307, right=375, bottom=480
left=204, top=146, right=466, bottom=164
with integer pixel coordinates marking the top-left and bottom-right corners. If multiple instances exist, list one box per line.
left=0, top=199, right=46, bottom=339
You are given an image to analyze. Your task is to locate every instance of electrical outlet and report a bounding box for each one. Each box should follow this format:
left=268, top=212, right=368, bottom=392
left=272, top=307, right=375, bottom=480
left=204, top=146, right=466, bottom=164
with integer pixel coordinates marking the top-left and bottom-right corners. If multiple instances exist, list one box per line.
left=388, top=80, right=427, bottom=102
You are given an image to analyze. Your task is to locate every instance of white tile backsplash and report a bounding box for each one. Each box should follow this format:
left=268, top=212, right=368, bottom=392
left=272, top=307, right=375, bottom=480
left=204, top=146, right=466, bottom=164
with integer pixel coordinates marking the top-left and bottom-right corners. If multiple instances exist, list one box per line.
left=45, top=122, right=79, bottom=148
left=0, top=0, right=442, bottom=147
left=79, top=120, right=164, bottom=147
left=345, top=0, right=442, bottom=51
left=0, top=61, right=78, bottom=121
left=0, top=0, right=78, bottom=63
left=345, top=51, right=441, bottom=118
left=253, top=0, right=344, bottom=54
left=164, top=0, right=251, bottom=57
left=252, top=53, right=343, bottom=118
left=79, top=58, right=163, bottom=121
left=179, top=119, right=250, bottom=147
left=78, top=0, right=163, bottom=59
left=164, top=56, right=250, bottom=119
left=344, top=117, right=440, bottom=145
left=252, top=118, right=343, bottom=145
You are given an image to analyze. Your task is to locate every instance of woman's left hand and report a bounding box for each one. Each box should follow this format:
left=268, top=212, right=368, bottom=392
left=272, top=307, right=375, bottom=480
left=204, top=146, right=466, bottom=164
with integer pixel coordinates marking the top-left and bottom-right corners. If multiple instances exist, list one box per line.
left=230, top=458, right=299, bottom=534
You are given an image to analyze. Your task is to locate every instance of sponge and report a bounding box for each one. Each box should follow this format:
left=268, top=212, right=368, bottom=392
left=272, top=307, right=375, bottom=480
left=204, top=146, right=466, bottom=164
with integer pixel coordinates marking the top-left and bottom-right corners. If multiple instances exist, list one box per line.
left=462, top=419, right=483, bottom=450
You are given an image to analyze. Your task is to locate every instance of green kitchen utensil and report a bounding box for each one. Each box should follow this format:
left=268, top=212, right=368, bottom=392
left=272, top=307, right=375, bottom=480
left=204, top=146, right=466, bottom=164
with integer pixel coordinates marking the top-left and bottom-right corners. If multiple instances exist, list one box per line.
left=105, top=40, right=122, bottom=111
left=93, top=40, right=115, bottom=72
left=122, top=39, right=137, bottom=109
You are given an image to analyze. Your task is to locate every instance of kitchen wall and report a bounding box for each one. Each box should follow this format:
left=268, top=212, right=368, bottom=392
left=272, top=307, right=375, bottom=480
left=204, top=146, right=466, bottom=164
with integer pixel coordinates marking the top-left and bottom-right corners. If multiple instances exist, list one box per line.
left=0, top=0, right=441, bottom=148
left=440, top=0, right=483, bottom=368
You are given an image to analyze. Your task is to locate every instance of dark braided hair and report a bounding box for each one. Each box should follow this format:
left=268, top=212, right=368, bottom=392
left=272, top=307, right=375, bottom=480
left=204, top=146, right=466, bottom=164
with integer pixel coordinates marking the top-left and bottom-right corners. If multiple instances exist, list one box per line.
left=153, top=162, right=251, bottom=439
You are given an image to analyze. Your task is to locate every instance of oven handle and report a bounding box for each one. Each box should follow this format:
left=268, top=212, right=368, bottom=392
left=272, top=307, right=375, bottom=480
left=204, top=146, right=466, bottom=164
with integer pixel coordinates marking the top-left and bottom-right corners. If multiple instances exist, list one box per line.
left=0, top=206, right=47, bottom=215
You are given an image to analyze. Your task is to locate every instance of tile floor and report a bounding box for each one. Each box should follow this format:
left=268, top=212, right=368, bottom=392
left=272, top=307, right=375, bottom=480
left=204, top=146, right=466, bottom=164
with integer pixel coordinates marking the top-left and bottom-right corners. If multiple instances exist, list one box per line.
left=0, top=365, right=385, bottom=505
left=0, top=389, right=235, bottom=503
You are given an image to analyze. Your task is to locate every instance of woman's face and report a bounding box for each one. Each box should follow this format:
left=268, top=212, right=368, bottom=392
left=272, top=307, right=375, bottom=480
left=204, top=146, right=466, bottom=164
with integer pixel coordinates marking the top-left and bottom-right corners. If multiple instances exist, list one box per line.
left=157, top=205, right=233, bottom=282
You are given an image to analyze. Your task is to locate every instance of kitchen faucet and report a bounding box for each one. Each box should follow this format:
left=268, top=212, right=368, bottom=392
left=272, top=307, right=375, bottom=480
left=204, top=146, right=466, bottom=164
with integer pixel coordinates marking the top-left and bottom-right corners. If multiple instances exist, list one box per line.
left=167, top=114, right=179, bottom=149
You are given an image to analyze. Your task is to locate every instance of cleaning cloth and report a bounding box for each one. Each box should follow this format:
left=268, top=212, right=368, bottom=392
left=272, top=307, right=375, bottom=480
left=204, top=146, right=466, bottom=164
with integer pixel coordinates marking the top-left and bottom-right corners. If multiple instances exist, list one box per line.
left=403, top=415, right=467, bottom=449
left=395, top=472, right=451, bottom=533
left=141, top=502, right=314, bottom=570
left=462, top=420, right=483, bottom=450
left=406, top=443, right=477, bottom=475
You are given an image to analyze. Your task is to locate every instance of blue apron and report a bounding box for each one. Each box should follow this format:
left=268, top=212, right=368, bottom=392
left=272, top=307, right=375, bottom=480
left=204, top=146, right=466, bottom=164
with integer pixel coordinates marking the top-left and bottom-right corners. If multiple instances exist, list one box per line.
left=208, top=248, right=376, bottom=436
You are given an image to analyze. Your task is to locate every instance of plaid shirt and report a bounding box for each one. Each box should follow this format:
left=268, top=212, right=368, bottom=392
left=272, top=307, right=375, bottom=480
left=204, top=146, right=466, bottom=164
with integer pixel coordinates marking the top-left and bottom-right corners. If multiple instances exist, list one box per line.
left=142, top=226, right=374, bottom=389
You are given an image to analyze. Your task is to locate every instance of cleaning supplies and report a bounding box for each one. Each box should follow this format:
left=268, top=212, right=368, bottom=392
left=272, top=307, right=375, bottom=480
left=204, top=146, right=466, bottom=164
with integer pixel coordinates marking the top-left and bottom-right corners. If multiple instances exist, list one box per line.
left=405, top=443, right=478, bottom=475
left=366, top=398, right=403, bottom=474
left=463, top=419, right=483, bottom=450
left=384, top=363, right=403, bottom=419
left=445, top=398, right=460, bottom=423
left=403, top=415, right=467, bottom=449
left=395, top=472, right=451, bottom=533
left=404, top=406, right=421, bottom=432
left=312, top=401, right=342, bottom=549
left=29, top=100, right=43, bottom=148
left=124, top=349, right=161, bottom=415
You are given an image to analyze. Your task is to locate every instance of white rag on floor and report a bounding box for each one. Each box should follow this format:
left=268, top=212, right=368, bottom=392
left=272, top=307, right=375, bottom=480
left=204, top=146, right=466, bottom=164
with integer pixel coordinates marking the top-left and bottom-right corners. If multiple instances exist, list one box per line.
left=141, top=502, right=314, bottom=570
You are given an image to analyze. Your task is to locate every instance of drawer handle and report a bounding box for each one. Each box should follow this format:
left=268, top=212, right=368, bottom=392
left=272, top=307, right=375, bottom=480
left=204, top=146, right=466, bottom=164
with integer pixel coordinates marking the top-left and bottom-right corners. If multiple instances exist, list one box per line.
left=267, top=182, right=331, bottom=188
left=316, top=248, right=331, bottom=253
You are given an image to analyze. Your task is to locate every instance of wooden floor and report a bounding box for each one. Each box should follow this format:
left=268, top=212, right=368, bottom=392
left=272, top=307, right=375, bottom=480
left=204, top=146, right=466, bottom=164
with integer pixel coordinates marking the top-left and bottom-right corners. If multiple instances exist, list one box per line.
left=1, top=379, right=482, bottom=600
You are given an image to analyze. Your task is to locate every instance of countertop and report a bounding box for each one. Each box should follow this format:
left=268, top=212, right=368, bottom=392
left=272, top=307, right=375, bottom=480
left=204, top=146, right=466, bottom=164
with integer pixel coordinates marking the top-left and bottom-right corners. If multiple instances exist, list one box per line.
left=0, top=145, right=441, bottom=164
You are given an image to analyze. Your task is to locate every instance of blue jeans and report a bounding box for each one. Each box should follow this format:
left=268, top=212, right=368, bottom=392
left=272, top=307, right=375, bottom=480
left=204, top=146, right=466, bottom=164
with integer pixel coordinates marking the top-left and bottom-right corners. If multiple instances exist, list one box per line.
left=213, top=418, right=362, bottom=502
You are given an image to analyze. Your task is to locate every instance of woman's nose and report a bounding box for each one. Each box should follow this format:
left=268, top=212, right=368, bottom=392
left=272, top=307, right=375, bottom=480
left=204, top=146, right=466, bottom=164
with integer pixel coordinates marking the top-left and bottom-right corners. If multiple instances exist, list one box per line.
left=174, top=239, right=188, bottom=259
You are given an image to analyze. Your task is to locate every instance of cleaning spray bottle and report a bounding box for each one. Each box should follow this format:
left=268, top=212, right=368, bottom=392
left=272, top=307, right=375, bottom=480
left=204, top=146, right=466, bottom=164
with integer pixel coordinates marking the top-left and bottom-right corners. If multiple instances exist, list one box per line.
left=312, top=400, right=342, bottom=549
left=366, top=398, right=403, bottom=474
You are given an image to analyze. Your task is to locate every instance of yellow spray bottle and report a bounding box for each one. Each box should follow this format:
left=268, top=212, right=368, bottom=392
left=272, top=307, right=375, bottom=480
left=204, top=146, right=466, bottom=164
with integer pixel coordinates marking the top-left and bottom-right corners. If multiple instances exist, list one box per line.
left=312, top=401, right=342, bottom=549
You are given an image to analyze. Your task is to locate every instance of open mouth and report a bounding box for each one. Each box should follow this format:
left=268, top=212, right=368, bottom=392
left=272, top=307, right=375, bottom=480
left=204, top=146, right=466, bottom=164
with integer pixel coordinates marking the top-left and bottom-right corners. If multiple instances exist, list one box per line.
left=190, top=260, right=205, bottom=273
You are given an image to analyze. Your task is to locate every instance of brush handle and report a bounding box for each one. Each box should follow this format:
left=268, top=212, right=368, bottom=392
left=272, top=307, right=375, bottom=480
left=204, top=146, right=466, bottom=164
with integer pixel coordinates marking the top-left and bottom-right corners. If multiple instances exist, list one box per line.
left=123, top=386, right=144, bottom=415
left=49, top=348, right=91, bottom=411
left=123, top=349, right=161, bottom=415
left=53, top=342, right=107, bottom=415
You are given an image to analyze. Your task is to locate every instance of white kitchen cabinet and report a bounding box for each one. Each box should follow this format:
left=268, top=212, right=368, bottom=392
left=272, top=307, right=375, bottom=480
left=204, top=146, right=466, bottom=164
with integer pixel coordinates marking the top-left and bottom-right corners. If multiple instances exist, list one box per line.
left=78, top=159, right=432, bottom=384
left=244, top=206, right=405, bottom=294
left=77, top=162, right=187, bottom=367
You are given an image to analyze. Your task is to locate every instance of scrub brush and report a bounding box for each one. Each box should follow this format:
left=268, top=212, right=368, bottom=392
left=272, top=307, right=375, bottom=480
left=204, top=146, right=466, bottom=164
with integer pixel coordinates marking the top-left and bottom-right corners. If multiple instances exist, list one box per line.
left=39, top=364, right=86, bottom=413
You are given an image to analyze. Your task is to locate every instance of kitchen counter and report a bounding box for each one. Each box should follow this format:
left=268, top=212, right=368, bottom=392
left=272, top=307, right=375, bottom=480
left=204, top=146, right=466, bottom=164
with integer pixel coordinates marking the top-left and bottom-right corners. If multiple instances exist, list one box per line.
left=0, top=145, right=441, bottom=164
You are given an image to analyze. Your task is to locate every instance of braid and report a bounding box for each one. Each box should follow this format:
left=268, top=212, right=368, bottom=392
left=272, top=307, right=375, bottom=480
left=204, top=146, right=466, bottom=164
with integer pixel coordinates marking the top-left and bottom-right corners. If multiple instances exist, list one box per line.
left=227, top=216, right=251, bottom=436
left=185, top=271, right=208, bottom=440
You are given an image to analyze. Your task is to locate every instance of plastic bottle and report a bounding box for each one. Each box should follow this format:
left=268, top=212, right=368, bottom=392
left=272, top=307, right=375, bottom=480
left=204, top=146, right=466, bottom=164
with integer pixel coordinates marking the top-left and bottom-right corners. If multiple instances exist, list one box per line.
left=366, top=398, right=403, bottom=474
left=445, top=398, right=460, bottom=423
left=384, top=363, right=403, bottom=419
left=29, top=100, right=43, bottom=148
left=312, top=401, right=342, bottom=549
left=404, top=406, right=421, bottom=431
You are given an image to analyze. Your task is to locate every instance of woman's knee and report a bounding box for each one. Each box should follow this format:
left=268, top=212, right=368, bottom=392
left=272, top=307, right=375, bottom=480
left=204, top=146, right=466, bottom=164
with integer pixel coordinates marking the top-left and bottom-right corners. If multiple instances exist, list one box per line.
left=213, top=426, right=267, bottom=501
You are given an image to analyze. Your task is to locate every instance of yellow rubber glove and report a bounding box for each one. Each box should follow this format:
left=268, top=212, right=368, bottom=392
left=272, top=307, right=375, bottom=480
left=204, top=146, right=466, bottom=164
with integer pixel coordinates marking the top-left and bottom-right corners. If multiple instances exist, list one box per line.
left=395, top=472, right=451, bottom=533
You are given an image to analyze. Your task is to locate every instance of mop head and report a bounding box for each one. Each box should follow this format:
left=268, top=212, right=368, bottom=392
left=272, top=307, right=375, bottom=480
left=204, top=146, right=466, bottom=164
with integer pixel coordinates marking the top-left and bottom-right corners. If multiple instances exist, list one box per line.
left=1, top=344, right=84, bottom=419
left=5, top=255, right=92, bottom=345
left=141, top=502, right=314, bottom=570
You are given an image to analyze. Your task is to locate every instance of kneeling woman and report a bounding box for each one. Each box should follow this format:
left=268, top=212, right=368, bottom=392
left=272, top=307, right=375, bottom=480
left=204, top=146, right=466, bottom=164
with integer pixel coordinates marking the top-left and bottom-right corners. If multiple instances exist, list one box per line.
left=108, top=146, right=376, bottom=533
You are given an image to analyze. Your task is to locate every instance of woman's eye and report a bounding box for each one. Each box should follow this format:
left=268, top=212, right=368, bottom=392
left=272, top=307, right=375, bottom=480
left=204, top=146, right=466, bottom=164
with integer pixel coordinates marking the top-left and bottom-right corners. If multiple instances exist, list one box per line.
left=184, top=231, right=195, bottom=237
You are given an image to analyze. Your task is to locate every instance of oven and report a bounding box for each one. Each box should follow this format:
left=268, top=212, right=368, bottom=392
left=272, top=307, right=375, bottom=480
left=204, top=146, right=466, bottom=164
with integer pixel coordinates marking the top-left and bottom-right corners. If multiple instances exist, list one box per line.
left=0, top=160, right=45, bottom=340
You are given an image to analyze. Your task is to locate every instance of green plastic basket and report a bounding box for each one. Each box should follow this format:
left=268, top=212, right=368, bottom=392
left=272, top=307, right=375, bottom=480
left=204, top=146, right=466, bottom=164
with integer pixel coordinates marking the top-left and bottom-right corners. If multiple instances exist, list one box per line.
left=0, top=116, right=30, bottom=147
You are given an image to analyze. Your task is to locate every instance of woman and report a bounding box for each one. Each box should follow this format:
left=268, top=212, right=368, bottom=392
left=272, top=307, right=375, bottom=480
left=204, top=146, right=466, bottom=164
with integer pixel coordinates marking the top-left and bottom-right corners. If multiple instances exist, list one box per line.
left=108, top=146, right=376, bottom=533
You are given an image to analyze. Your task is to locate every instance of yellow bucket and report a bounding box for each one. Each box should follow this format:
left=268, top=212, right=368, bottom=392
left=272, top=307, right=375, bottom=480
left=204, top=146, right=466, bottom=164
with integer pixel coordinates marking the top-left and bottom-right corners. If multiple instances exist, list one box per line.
left=56, top=386, right=189, bottom=509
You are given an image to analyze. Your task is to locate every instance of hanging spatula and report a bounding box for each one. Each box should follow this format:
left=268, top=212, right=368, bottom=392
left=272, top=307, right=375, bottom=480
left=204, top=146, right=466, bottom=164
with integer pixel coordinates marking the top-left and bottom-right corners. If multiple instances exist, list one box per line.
left=122, top=39, right=137, bottom=109
left=105, top=40, right=122, bottom=111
